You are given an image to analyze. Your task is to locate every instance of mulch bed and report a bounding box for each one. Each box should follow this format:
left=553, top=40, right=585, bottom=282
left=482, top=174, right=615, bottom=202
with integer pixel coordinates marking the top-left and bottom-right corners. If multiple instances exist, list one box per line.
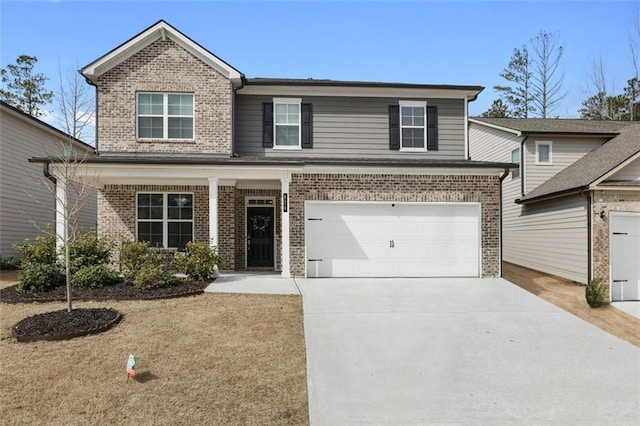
left=12, top=308, right=123, bottom=342
left=0, top=280, right=209, bottom=303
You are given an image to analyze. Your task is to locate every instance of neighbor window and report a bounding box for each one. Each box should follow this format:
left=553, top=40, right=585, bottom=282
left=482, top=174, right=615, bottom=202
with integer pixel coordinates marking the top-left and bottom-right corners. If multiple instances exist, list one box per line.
left=137, top=93, right=193, bottom=140
left=511, top=147, right=520, bottom=178
left=274, top=98, right=301, bottom=149
left=399, top=101, right=426, bottom=150
left=536, top=141, right=552, bottom=164
left=137, top=193, right=193, bottom=249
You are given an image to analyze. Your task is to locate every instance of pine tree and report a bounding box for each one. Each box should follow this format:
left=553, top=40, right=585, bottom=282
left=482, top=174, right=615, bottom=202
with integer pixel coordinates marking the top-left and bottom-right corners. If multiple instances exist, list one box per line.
left=0, top=55, right=53, bottom=117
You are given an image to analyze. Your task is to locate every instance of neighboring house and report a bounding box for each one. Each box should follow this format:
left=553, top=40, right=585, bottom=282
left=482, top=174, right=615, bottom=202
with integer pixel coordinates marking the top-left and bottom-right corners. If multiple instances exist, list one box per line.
left=35, top=20, right=514, bottom=279
left=0, top=101, right=97, bottom=259
left=469, top=117, right=640, bottom=301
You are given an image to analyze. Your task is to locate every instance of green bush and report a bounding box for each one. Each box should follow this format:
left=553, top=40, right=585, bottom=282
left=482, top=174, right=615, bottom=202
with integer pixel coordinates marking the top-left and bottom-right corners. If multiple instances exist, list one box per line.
left=0, top=256, right=19, bottom=270
left=71, top=264, right=121, bottom=289
left=173, top=242, right=224, bottom=281
left=16, top=263, right=64, bottom=293
left=69, top=231, right=112, bottom=274
left=133, top=264, right=178, bottom=289
left=586, top=278, right=605, bottom=308
left=14, top=233, right=57, bottom=267
left=120, top=241, right=162, bottom=282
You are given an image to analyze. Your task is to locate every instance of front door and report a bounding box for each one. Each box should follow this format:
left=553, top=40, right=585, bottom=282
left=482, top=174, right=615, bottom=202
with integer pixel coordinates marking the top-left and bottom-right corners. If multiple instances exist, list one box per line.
left=247, top=206, right=275, bottom=267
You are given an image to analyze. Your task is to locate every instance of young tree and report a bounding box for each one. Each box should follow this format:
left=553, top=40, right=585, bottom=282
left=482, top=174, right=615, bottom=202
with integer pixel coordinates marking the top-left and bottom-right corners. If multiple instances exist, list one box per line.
left=56, top=63, right=95, bottom=142
left=529, top=31, right=568, bottom=118
left=0, top=55, right=53, bottom=117
left=481, top=99, right=511, bottom=118
left=494, top=46, right=535, bottom=118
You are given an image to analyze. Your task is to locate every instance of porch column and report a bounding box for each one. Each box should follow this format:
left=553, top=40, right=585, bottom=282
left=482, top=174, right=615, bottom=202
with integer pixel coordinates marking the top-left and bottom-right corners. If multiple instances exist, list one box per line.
left=55, top=175, right=66, bottom=255
left=280, top=176, right=291, bottom=278
left=208, top=177, right=218, bottom=247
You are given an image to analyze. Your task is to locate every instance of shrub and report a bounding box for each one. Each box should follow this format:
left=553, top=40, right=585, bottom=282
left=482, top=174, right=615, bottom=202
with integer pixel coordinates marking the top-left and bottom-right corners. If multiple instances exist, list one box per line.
left=71, top=264, right=121, bottom=289
left=586, top=278, right=605, bottom=308
left=173, top=242, right=224, bottom=281
left=14, top=233, right=57, bottom=267
left=0, top=256, right=19, bottom=270
left=69, top=231, right=112, bottom=274
left=133, top=264, right=179, bottom=289
left=16, top=263, right=64, bottom=293
left=120, top=241, right=162, bottom=282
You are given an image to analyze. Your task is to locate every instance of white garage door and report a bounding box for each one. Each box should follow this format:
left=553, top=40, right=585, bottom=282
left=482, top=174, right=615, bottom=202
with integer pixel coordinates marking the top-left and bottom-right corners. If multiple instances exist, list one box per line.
left=305, top=202, right=480, bottom=278
left=610, top=212, right=640, bottom=301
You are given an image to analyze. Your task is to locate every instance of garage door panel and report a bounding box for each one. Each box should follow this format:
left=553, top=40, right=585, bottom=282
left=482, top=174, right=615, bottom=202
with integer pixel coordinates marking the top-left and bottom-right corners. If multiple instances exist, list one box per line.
left=610, top=213, right=640, bottom=301
left=305, top=202, right=480, bottom=278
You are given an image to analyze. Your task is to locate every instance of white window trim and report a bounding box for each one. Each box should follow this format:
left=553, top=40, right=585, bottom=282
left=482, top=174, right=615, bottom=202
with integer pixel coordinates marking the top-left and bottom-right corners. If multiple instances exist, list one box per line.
left=399, top=100, right=427, bottom=152
left=135, top=192, right=195, bottom=249
left=511, top=147, right=520, bottom=179
left=535, top=141, right=553, bottom=165
left=273, top=97, right=302, bottom=150
left=136, top=93, right=194, bottom=141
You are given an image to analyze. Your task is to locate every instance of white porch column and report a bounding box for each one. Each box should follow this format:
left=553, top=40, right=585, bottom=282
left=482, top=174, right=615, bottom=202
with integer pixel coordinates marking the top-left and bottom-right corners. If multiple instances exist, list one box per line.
left=208, top=177, right=219, bottom=247
left=55, top=175, right=67, bottom=255
left=280, top=176, right=291, bottom=278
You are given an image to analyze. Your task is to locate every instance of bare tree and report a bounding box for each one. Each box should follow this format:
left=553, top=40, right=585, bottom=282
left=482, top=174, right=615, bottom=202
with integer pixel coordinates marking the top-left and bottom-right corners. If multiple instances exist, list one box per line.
left=627, top=7, right=640, bottom=120
left=56, top=63, right=95, bottom=143
left=580, top=56, right=624, bottom=120
left=529, top=31, right=568, bottom=118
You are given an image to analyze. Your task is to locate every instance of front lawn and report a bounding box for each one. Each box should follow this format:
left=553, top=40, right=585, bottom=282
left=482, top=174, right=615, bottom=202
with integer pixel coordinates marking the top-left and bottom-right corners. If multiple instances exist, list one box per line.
left=0, top=271, right=309, bottom=425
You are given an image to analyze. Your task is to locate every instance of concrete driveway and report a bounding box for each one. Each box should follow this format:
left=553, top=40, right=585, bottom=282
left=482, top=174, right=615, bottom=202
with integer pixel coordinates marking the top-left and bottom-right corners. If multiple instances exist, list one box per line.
left=296, top=277, right=640, bottom=425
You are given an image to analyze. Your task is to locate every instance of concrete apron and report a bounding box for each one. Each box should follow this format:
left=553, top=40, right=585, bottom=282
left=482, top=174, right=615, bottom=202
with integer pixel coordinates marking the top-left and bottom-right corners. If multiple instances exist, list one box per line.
left=612, top=302, right=640, bottom=320
left=297, top=277, right=640, bottom=426
left=204, top=271, right=300, bottom=295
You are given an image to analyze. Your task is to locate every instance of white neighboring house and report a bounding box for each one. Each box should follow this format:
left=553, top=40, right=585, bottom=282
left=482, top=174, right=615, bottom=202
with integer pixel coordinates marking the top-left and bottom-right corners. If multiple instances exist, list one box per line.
left=0, top=101, right=97, bottom=259
left=469, top=118, right=640, bottom=302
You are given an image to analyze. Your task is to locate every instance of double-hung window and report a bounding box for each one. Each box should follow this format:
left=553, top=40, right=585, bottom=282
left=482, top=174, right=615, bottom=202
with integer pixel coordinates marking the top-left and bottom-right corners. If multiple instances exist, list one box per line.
left=536, top=141, right=553, bottom=165
left=511, top=147, right=520, bottom=178
left=274, top=98, right=301, bottom=149
left=137, top=193, right=193, bottom=249
left=399, top=101, right=427, bottom=151
left=137, top=93, right=194, bottom=140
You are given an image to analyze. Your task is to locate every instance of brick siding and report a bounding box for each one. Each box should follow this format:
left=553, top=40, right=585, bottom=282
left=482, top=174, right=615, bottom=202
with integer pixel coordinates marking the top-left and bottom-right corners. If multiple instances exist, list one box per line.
left=288, top=173, right=501, bottom=278
left=96, top=38, right=232, bottom=154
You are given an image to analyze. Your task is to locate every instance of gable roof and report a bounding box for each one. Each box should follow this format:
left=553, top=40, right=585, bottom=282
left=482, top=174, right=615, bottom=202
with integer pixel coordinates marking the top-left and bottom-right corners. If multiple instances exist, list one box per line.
left=81, top=20, right=244, bottom=86
left=470, top=117, right=633, bottom=136
left=518, top=123, right=640, bottom=203
left=0, top=100, right=94, bottom=152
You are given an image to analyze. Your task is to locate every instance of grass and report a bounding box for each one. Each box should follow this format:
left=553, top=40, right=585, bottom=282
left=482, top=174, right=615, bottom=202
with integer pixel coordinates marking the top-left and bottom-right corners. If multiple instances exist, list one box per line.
left=503, top=262, right=640, bottom=348
left=0, top=270, right=309, bottom=425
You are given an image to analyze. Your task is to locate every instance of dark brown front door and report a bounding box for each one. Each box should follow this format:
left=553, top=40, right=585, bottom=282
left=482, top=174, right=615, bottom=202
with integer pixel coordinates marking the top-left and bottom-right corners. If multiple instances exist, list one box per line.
left=247, top=206, right=274, bottom=267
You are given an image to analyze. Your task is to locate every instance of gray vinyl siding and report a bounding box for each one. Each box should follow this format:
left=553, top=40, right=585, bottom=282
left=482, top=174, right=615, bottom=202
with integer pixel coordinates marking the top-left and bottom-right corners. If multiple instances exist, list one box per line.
left=469, top=123, right=522, bottom=162
left=608, top=157, right=640, bottom=181
left=235, top=95, right=465, bottom=159
left=525, top=137, right=606, bottom=193
left=0, top=110, right=97, bottom=259
left=503, top=193, right=588, bottom=283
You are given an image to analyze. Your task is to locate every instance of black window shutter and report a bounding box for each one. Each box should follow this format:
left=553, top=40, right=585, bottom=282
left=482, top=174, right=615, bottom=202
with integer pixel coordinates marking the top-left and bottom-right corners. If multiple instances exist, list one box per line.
left=389, top=105, right=400, bottom=150
left=301, top=103, right=313, bottom=148
left=262, top=102, right=273, bottom=148
left=427, top=105, right=438, bottom=151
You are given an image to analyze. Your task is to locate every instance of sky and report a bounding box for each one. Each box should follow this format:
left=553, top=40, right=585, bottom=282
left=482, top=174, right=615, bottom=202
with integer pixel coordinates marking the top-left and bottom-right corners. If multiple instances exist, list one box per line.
left=1, top=0, right=637, bottom=139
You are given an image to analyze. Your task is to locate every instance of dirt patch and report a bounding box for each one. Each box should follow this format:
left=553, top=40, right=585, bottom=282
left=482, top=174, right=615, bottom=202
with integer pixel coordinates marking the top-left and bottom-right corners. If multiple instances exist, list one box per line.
left=503, top=262, right=640, bottom=347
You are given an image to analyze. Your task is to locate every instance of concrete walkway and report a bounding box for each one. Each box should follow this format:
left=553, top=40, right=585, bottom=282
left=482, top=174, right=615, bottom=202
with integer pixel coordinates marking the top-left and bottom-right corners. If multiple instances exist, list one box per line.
left=612, top=301, right=640, bottom=320
left=204, top=271, right=300, bottom=295
left=297, top=278, right=640, bottom=425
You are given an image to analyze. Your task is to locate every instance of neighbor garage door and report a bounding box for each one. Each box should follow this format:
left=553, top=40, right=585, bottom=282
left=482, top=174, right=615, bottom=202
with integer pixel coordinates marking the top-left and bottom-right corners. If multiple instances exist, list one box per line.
left=305, top=202, right=480, bottom=278
left=610, top=212, right=640, bottom=301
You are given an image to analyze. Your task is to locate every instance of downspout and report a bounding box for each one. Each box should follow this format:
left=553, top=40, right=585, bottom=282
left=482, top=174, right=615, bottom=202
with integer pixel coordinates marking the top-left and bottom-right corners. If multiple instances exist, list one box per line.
left=579, top=189, right=592, bottom=283
left=498, top=167, right=510, bottom=277
left=43, top=161, right=56, bottom=185
left=520, top=135, right=529, bottom=197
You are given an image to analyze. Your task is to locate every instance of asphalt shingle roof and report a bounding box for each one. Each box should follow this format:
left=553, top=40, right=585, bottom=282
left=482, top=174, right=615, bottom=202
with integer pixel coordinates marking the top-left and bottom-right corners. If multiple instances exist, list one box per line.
left=472, top=117, right=634, bottom=135
left=519, top=123, right=640, bottom=202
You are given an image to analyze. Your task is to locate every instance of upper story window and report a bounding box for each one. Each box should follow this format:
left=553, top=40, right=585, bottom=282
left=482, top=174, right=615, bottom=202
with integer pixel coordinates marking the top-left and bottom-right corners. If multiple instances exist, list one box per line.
left=273, top=98, right=302, bottom=149
left=399, top=100, right=427, bottom=151
left=536, top=141, right=553, bottom=165
left=511, top=147, right=520, bottom=179
left=137, top=93, right=194, bottom=140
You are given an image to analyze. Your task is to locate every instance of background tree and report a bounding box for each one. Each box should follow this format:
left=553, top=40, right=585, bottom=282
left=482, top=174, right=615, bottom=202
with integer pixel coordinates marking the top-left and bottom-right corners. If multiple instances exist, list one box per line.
left=529, top=31, right=568, bottom=118
left=56, top=63, right=95, bottom=142
left=0, top=55, right=53, bottom=117
left=494, top=46, right=534, bottom=118
left=481, top=99, right=511, bottom=118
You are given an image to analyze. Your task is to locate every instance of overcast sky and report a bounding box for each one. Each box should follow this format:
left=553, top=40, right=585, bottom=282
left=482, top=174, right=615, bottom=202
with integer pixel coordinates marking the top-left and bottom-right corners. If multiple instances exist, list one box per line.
left=0, top=0, right=637, bottom=131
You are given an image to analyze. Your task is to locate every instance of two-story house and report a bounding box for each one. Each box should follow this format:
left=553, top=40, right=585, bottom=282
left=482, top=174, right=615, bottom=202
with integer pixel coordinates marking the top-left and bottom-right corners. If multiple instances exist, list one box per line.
left=36, top=20, right=514, bottom=279
left=469, top=117, right=640, bottom=302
